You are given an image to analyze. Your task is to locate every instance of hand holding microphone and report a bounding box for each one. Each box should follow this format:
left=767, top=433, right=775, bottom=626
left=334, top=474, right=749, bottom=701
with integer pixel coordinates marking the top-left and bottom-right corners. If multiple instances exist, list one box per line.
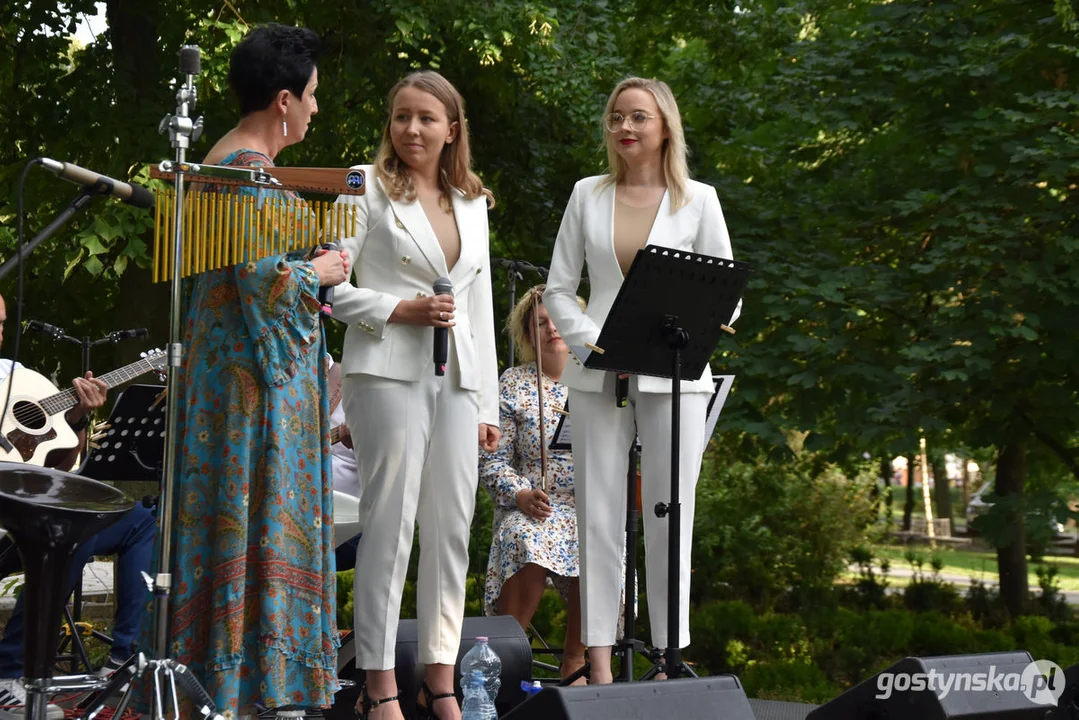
left=432, top=276, right=454, bottom=376
left=312, top=243, right=350, bottom=316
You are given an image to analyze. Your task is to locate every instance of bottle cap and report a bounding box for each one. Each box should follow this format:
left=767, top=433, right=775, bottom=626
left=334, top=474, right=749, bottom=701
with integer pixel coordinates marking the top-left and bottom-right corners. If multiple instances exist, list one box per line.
left=476, top=636, right=488, bottom=642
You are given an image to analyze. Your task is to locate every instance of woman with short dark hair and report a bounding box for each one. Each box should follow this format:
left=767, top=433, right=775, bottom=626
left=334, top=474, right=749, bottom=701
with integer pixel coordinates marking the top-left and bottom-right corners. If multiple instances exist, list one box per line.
left=166, top=22, right=349, bottom=718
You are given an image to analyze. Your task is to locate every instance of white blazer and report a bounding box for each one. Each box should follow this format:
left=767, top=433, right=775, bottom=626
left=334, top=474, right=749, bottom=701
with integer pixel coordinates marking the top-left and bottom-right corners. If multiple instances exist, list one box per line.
left=544, top=175, right=741, bottom=395
left=332, top=165, right=499, bottom=425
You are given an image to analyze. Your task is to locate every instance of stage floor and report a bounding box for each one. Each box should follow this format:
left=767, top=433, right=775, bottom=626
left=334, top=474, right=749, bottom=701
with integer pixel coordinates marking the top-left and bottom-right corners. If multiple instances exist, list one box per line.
left=748, top=698, right=818, bottom=720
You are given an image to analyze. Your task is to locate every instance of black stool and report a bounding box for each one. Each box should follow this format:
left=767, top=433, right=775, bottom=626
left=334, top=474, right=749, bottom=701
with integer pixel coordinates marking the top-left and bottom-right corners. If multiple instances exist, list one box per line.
left=0, top=462, right=133, bottom=720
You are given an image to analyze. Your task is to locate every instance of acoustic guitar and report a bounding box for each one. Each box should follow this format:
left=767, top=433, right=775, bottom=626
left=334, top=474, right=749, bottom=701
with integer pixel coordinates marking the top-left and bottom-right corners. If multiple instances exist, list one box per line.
left=0, top=349, right=167, bottom=465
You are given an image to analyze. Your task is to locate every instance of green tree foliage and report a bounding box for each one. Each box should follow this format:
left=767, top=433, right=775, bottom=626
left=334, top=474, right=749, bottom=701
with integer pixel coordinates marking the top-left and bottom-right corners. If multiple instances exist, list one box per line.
left=0, top=0, right=627, bottom=371
left=660, top=0, right=1079, bottom=612
left=3, top=0, right=1078, bottom=615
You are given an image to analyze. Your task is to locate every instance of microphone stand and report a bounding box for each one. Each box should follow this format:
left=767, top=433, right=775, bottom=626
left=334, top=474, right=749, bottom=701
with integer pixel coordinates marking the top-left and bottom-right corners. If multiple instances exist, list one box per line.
left=78, top=45, right=222, bottom=720
left=21, top=321, right=149, bottom=457
left=492, top=258, right=549, bottom=369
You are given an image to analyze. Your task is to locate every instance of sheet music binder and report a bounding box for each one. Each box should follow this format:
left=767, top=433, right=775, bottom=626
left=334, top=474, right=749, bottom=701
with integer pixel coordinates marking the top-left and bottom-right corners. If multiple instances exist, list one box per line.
left=568, top=246, right=749, bottom=380
left=550, top=398, right=572, bottom=451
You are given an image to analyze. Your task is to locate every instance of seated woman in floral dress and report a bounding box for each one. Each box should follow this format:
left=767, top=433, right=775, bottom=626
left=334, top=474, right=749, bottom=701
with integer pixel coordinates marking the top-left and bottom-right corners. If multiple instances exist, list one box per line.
left=480, top=285, right=588, bottom=682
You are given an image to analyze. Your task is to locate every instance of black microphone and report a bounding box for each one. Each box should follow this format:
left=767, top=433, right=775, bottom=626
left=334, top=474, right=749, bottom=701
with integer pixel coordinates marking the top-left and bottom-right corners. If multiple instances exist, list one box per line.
left=318, top=242, right=340, bottom=317
left=178, top=45, right=201, bottom=76
left=433, top=276, right=453, bottom=376
left=113, top=328, right=149, bottom=341
left=40, top=158, right=154, bottom=209
left=23, top=320, right=66, bottom=339
left=615, top=374, right=629, bottom=408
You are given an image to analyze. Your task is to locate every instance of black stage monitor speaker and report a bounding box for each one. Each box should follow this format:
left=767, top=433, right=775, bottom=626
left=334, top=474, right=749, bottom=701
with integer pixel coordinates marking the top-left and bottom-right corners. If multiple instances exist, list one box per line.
left=501, top=675, right=755, bottom=720
left=330, top=615, right=531, bottom=719
left=808, top=651, right=1064, bottom=719
left=1049, top=662, right=1079, bottom=718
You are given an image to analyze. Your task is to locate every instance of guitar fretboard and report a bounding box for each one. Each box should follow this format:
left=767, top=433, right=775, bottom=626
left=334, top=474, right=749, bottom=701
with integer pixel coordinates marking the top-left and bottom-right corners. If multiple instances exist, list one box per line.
left=38, top=357, right=160, bottom=417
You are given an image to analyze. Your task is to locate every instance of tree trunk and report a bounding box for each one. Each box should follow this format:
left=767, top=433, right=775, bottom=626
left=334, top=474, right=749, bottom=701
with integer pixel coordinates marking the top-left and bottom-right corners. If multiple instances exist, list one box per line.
left=932, top=453, right=952, bottom=534
left=961, top=457, right=971, bottom=514
left=995, top=440, right=1028, bottom=618
left=903, top=453, right=916, bottom=532
left=880, top=455, right=894, bottom=527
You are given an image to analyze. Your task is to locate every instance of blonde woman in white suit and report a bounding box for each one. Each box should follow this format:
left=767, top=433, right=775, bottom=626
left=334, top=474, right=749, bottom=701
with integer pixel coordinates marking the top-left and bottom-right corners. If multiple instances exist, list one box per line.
left=544, top=76, right=741, bottom=684
left=332, top=70, right=501, bottom=720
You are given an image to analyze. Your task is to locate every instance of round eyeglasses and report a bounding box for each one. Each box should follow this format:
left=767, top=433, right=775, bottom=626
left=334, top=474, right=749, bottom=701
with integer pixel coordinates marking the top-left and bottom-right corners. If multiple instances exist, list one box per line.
left=604, top=111, right=657, bottom=133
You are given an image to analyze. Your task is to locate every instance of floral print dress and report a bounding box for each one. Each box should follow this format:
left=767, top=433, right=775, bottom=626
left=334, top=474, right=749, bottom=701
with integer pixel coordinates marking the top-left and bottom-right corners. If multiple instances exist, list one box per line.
left=480, top=364, right=578, bottom=614
left=166, top=149, right=339, bottom=715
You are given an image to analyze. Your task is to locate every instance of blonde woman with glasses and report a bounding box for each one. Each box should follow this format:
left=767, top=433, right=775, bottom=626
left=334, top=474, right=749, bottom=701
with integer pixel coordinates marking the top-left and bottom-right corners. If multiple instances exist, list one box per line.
left=543, top=77, right=741, bottom=683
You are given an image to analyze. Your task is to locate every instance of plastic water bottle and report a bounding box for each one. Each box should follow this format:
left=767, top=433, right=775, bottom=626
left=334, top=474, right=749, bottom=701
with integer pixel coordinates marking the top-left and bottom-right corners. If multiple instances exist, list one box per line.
left=460, top=636, right=502, bottom=704
left=461, top=669, right=498, bottom=720
left=521, top=680, right=542, bottom=698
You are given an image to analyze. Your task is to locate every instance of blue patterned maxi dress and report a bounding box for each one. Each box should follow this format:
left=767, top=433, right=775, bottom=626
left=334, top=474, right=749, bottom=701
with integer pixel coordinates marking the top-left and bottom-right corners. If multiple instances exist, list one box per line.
left=166, top=149, right=339, bottom=714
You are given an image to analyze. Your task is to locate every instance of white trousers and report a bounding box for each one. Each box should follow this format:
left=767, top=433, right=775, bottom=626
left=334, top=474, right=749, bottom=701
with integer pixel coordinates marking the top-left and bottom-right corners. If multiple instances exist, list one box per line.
left=571, top=373, right=708, bottom=649
left=342, top=357, right=479, bottom=669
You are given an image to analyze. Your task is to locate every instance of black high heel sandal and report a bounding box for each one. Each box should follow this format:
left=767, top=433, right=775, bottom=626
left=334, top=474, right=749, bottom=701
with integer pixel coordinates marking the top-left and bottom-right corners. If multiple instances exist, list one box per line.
left=356, top=682, right=399, bottom=720
left=414, top=681, right=457, bottom=720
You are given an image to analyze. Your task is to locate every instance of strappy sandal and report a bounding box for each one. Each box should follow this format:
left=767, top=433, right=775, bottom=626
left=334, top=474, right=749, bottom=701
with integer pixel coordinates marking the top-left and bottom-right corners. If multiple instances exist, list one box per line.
left=414, top=680, right=457, bottom=720
left=356, top=682, right=399, bottom=719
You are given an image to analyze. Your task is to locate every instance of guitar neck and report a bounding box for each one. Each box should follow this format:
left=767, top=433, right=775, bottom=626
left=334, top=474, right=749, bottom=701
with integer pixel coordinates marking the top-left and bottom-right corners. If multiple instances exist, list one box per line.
left=38, top=358, right=157, bottom=417
left=330, top=425, right=343, bottom=445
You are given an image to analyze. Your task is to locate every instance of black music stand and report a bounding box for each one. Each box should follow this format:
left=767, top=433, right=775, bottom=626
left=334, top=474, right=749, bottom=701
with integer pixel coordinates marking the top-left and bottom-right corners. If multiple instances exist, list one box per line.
left=80, top=384, right=167, bottom=484
left=57, top=385, right=166, bottom=674
left=549, top=399, right=571, bottom=452
left=569, top=246, right=748, bottom=680
left=550, top=375, right=736, bottom=682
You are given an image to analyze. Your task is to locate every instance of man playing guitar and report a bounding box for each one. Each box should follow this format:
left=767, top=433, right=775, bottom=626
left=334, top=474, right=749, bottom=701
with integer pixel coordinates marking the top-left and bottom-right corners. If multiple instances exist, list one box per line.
left=0, top=293, right=158, bottom=720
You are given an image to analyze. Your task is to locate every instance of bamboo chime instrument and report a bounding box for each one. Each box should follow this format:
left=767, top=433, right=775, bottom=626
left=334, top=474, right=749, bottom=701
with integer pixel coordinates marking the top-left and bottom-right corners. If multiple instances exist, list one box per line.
left=149, top=161, right=367, bottom=281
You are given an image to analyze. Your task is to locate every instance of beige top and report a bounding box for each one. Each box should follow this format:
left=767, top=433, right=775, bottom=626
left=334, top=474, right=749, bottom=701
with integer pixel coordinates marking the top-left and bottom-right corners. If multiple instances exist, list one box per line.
left=420, top=196, right=461, bottom=271
left=613, top=197, right=662, bottom=275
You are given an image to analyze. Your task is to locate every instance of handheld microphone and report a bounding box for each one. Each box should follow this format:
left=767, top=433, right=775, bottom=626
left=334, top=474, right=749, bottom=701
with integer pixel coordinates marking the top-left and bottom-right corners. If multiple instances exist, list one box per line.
left=40, top=158, right=154, bottom=209
left=318, top=242, right=340, bottom=317
left=433, top=276, right=454, bottom=376
left=615, top=374, right=629, bottom=408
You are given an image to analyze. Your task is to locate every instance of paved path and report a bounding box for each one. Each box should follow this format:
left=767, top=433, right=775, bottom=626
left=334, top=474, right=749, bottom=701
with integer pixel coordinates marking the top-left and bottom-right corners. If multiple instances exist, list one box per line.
left=851, top=564, right=1079, bottom=605
left=0, top=561, right=115, bottom=611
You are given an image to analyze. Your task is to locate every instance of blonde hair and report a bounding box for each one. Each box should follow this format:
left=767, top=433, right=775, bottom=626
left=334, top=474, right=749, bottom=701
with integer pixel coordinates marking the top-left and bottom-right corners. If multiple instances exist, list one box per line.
left=599, top=76, right=690, bottom=211
left=374, top=70, right=495, bottom=210
left=507, top=284, right=584, bottom=364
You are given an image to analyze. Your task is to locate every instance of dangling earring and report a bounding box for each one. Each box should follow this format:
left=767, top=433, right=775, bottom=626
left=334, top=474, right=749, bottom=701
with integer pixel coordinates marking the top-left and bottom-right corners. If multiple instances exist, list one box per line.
left=282, top=120, right=288, bottom=138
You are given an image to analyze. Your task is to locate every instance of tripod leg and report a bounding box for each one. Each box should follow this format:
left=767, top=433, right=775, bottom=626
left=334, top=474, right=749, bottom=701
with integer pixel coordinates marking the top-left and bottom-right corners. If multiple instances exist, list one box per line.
left=639, top=662, right=662, bottom=681
left=167, top=664, right=181, bottom=718
left=83, top=661, right=139, bottom=720
left=557, top=662, right=591, bottom=687
left=152, top=661, right=167, bottom=720
left=60, top=604, right=94, bottom=673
